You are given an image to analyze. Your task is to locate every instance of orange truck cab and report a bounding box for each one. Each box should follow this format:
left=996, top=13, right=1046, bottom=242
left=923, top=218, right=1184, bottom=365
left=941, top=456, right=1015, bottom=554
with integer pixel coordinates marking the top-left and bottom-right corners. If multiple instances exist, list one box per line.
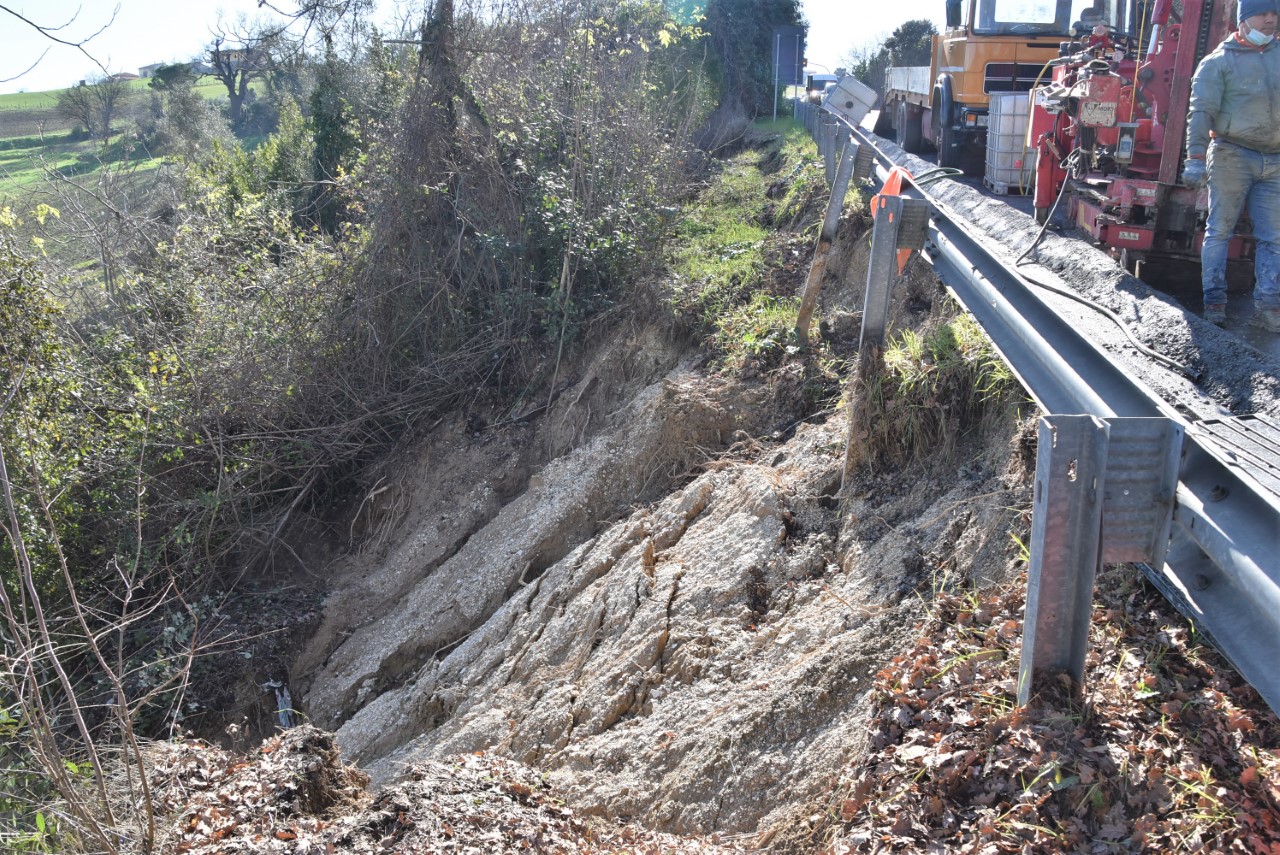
left=876, top=1, right=1120, bottom=173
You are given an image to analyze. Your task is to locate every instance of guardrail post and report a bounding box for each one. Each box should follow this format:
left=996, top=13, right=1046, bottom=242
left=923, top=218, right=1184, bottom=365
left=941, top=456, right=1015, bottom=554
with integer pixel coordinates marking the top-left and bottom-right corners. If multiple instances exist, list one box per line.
left=794, top=142, right=859, bottom=344
left=830, top=127, right=848, bottom=187
left=822, top=142, right=858, bottom=242
left=1016, top=415, right=1182, bottom=706
left=858, top=197, right=930, bottom=350
left=1098, top=417, right=1183, bottom=568
left=1017, top=415, right=1109, bottom=706
left=853, top=141, right=876, bottom=183
left=822, top=116, right=837, bottom=186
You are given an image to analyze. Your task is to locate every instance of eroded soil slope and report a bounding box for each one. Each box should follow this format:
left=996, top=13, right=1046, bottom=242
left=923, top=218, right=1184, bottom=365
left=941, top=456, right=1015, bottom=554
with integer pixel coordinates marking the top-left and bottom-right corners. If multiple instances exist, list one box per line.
left=164, top=128, right=1280, bottom=854
left=292, top=212, right=1032, bottom=836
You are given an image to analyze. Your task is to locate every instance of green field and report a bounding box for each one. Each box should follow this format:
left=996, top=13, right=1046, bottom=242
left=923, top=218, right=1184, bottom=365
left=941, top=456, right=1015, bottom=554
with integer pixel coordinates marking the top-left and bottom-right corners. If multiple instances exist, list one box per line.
left=0, top=90, right=60, bottom=109
left=0, top=76, right=228, bottom=108
left=0, top=77, right=235, bottom=197
left=0, top=130, right=163, bottom=196
left=0, top=77, right=232, bottom=137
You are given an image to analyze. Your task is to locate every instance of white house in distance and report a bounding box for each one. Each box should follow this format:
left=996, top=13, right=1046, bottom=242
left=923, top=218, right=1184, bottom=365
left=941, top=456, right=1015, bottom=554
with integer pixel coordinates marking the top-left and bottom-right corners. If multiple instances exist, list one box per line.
left=138, top=60, right=218, bottom=79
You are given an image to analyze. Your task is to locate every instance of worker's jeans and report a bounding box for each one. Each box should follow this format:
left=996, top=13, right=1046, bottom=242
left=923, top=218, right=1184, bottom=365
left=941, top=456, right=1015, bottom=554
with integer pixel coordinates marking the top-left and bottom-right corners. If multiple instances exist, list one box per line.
left=1203, top=141, right=1280, bottom=309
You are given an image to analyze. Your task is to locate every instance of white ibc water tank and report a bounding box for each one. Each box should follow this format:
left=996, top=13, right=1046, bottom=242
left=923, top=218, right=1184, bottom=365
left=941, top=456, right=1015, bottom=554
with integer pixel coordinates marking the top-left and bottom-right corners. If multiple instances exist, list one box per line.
left=984, top=93, right=1035, bottom=194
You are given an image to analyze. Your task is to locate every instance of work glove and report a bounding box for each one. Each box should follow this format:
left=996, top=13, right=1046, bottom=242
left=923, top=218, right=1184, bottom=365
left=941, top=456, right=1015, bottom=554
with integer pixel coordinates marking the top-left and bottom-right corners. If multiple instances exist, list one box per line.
left=1182, top=158, right=1207, bottom=189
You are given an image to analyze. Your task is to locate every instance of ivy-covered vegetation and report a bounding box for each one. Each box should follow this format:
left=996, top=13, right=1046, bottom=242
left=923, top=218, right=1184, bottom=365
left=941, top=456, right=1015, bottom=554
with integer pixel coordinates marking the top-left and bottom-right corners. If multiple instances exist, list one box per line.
left=704, top=0, right=804, bottom=116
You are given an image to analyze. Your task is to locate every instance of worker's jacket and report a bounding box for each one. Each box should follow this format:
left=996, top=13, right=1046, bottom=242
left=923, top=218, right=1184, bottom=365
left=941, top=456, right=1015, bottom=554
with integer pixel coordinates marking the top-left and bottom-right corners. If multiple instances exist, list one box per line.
left=1187, top=35, right=1280, bottom=158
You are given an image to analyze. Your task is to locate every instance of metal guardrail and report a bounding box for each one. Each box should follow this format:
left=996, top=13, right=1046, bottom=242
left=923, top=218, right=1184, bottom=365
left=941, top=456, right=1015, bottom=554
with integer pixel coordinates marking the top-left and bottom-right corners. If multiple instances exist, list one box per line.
left=795, top=100, right=1280, bottom=714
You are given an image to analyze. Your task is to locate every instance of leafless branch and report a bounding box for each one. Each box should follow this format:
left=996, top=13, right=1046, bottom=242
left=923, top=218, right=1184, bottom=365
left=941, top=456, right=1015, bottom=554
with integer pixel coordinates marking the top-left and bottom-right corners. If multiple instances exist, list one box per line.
left=0, top=3, right=119, bottom=83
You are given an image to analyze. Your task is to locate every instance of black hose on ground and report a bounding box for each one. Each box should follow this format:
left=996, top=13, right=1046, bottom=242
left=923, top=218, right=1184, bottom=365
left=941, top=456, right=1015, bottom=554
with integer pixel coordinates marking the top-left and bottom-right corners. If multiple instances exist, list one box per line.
left=1010, top=151, right=1200, bottom=382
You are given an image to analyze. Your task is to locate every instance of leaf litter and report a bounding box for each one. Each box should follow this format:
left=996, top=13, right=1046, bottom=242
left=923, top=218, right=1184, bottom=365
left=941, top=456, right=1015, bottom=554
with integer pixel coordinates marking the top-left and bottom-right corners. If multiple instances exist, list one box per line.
left=811, top=563, right=1280, bottom=854
left=144, top=726, right=747, bottom=853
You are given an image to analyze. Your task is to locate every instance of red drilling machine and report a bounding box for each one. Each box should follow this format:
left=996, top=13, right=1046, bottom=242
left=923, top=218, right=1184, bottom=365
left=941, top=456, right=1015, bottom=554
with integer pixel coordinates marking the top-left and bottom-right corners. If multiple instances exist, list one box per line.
left=1030, top=0, right=1242, bottom=272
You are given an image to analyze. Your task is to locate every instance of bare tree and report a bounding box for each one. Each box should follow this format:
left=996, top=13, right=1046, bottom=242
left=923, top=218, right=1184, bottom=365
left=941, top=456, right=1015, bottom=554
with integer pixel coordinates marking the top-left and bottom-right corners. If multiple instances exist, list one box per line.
left=55, top=74, right=132, bottom=141
left=207, top=27, right=275, bottom=128
left=204, top=1, right=371, bottom=130
left=256, top=0, right=374, bottom=43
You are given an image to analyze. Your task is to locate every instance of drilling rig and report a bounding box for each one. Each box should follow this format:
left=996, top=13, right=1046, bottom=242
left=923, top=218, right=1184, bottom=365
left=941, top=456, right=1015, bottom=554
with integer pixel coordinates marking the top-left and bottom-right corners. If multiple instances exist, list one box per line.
left=1030, top=0, right=1243, bottom=272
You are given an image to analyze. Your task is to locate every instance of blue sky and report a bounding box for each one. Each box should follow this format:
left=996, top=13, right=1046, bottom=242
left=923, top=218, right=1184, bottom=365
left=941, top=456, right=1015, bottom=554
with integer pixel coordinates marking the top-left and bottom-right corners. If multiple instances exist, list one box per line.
left=0, top=0, right=949, bottom=95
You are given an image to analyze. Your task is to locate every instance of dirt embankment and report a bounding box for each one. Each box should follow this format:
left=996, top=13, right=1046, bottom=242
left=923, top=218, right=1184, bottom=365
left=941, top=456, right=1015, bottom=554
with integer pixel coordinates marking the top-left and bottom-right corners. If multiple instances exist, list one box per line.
left=288, top=194, right=1036, bottom=840
left=164, top=136, right=1280, bottom=854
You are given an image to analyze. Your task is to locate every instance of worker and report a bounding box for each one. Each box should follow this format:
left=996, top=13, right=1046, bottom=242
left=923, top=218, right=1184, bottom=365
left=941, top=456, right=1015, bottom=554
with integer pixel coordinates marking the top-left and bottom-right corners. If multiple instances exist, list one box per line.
left=1183, top=0, right=1280, bottom=331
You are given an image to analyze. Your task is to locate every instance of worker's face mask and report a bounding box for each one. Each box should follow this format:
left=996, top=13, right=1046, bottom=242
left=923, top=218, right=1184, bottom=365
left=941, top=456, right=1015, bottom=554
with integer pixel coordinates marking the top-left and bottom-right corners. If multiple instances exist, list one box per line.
left=1245, top=26, right=1275, bottom=46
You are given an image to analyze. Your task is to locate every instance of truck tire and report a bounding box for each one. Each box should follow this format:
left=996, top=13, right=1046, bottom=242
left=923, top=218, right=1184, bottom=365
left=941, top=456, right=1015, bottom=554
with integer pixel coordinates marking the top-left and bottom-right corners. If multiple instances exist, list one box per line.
left=896, top=100, right=924, bottom=153
left=933, top=111, right=982, bottom=173
left=935, top=118, right=962, bottom=169
left=931, top=80, right=972, bottom=172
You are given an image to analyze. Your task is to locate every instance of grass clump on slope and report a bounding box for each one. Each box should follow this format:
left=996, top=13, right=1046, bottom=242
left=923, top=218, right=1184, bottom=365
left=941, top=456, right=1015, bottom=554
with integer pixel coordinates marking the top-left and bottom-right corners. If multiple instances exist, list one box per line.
left=849, top=307, right=1016, bottom=470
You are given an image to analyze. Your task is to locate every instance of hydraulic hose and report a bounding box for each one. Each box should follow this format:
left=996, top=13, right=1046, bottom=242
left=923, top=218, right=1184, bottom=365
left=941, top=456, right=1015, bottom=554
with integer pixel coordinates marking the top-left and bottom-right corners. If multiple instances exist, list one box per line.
left=1012, top=153, right=1198, bottom=381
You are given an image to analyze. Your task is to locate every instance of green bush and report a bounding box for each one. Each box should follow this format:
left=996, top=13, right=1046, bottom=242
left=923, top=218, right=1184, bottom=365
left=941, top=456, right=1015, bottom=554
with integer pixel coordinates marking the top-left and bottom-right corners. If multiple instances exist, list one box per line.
left=0, top=704, right=60, bottom=853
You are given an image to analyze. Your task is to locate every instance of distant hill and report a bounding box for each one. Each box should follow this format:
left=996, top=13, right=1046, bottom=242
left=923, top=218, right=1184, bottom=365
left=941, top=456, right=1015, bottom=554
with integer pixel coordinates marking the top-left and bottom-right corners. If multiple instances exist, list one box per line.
left=0, top=78, right=228, bottom=139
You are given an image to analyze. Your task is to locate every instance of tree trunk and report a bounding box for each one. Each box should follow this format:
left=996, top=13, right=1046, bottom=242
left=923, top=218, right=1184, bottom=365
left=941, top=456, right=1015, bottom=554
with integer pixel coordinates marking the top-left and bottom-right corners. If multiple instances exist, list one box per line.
left=419, top=0, right=459, bottom=133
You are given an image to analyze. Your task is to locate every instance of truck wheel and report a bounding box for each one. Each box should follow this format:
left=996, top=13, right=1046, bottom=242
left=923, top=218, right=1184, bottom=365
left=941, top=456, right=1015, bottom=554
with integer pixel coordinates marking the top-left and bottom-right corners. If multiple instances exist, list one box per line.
left=935, top=121, right=985, bottom=175
left=896, top=101, right=924, bottom=153
left=935, top=120, right=961, bottom=169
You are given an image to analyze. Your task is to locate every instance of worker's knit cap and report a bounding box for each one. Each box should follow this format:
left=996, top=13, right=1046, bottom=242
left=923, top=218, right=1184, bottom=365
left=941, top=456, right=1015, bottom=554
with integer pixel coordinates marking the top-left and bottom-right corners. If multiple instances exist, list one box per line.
left=1241, top=0, right=1279, bottom=21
